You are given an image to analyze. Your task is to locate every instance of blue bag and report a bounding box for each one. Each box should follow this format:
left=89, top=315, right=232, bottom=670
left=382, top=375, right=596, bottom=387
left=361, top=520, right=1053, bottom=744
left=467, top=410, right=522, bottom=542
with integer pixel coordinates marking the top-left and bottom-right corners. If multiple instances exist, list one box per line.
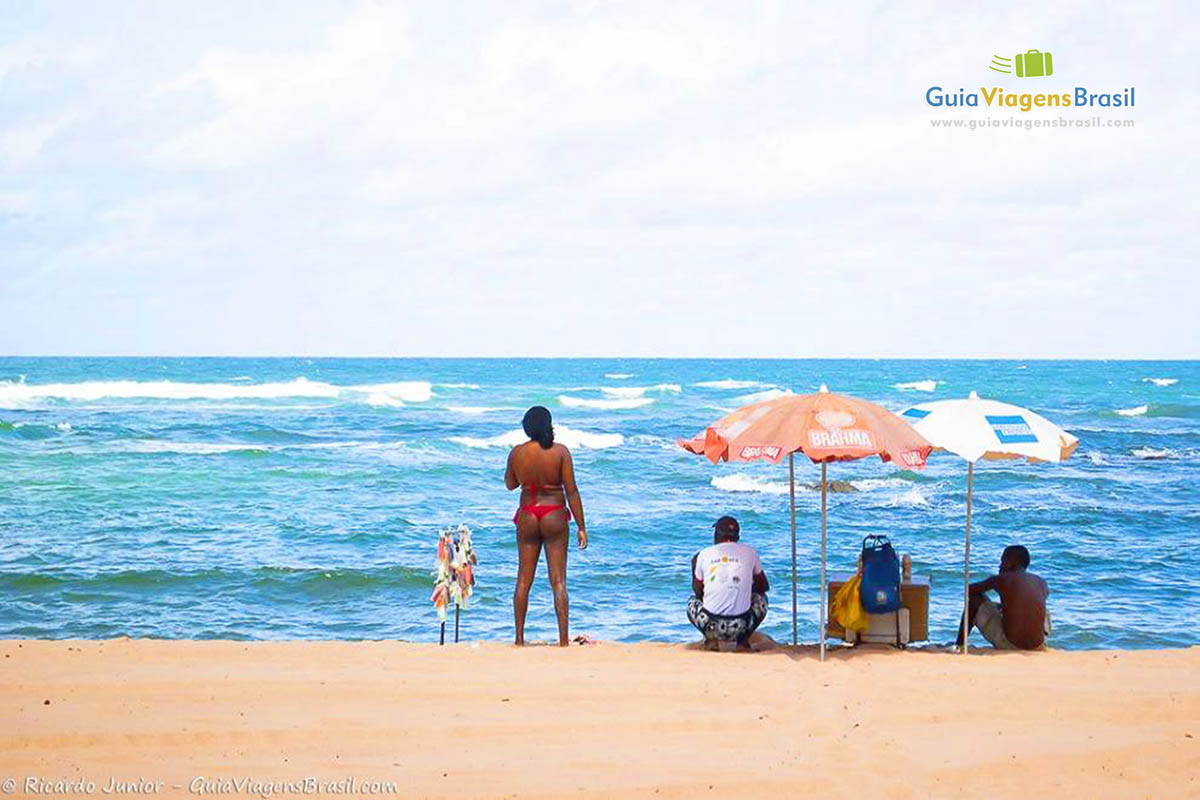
left=859, top=535, right=902, bottom=613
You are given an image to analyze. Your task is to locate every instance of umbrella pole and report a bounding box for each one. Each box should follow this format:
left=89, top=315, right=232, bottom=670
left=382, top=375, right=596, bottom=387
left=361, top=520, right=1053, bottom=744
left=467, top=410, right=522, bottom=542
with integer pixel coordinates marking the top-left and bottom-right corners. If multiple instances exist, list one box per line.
left=790, top=452, right=797, bottom=647
left=819, top=461, right=827, bottom=663
left=962, top=462, right=974, bottom=655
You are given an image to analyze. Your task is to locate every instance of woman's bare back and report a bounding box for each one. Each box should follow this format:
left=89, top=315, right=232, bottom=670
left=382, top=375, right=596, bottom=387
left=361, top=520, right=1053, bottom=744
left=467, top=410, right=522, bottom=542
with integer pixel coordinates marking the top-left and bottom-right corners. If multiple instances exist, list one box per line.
left=506, top=437, right=587, bottom=646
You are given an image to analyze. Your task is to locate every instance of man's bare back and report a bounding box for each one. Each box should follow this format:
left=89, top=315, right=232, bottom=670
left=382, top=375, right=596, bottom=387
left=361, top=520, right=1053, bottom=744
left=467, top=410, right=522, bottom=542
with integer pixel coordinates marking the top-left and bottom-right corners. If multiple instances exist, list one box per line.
left=993, top=569, right=1049, bottom=650
left=961, top=545, right=1050, bottom=651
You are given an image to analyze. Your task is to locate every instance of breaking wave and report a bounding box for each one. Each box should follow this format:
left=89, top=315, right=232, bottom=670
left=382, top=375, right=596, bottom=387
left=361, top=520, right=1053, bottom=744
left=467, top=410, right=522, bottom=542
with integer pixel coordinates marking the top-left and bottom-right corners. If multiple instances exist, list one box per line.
left=711, top=474, right=791, bottom=494
left=893, top=380, right=940, bottom=392
left=1108, top=403, right=1200, bottom=419
left=0, top=378, right=434, bottom=407
left=446, top=406, right=510, bottom=415
left=604, top=373, right=634, bottom=380
left=109, top=440, right=408, bottom=456
left=694, top=379, right=765, bottom=390
left=732, top=388, right=791, bottom=405
left=600, top=384, right=681, bottom=398
left=1143, top=378, right=1178, bottom=387
left=354, top=382, right=433, bottom=404
left=851, top=477, right=915, bottom=491
left=710, top=474, right=922, bottom=497
left=558, top=395, right=654, bottom=410
left=449, top=424, right=623, bottom=450
left=1131, top=447, right=1180, bottom=460
left=878, top=487, right=931, bottom=507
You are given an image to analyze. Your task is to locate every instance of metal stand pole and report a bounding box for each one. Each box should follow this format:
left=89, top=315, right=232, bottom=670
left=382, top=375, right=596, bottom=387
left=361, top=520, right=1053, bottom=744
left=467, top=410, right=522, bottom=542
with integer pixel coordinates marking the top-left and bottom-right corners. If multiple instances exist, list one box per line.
left=455, top=605, right=460, bottom=644
left=439, top=621, right=445, bottom=646
left=789, top=452, right=797, bottom=647
left=963, top=462, right=974, bottom=655
left=819, top=461, right=828, bottom=662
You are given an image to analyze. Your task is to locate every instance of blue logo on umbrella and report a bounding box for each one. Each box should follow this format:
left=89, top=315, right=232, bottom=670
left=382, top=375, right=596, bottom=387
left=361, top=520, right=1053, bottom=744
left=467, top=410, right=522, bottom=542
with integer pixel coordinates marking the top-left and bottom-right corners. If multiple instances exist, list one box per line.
left=986, top=414, right=1038, bottom=444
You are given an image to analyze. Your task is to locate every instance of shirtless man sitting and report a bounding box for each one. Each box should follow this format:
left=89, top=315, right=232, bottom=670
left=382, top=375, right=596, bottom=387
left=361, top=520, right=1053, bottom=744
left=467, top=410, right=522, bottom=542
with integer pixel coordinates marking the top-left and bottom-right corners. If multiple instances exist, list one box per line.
left=958, top=545, right=1050, bottom=651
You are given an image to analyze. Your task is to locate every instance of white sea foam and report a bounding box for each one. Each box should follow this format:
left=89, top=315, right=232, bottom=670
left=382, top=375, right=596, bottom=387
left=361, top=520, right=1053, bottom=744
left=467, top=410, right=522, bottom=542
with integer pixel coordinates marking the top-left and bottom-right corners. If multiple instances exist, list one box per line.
left=117, top=439, right=408, bottom=455
left=879, top=487, right=931, bottom=507
left=446, top=405, right=510, bottom=415
left=1085, top=451, right=1109, bottom=466
left=558, top=395, right=654, bottom=410
left=124, top=441, right=271, bottom=455
left=1143, top=377, right=1179, bottom=387
left=365, top=393, right=406, bottom=408
left=352, top=381, right=433, bottom=403
left=732, top=388, right=792, bottom=405
left=0, top=377, right=341, bottom=404
left=604, top=373, right=634, bottom=380
left=0, top=377, right=435, bottom=406
left=893, top=380, right=939, bottom=392
left=694, top=379, right=765, bottom=390
left=1131, top=446, right=1174, bottom=459
left=438, top=383, right=481, bottom=389
left=449, top=424, right=623, bottom=450
left=8, top=419, right=71, bottom=431
left=850, top=478, right=912, bottom=492
left=1116, top=404, right=1149, bottom=417
left=711, top=474, right=791, bottom=495
left=627, top=434, right=679, bottom=451
left=600, top=384, right=681, bottom=398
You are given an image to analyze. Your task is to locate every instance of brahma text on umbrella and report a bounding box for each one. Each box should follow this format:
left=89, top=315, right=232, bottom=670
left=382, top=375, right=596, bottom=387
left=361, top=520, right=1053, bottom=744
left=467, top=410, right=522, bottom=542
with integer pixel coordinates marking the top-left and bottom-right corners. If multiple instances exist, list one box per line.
left=809, top=429, right=874, bottom=448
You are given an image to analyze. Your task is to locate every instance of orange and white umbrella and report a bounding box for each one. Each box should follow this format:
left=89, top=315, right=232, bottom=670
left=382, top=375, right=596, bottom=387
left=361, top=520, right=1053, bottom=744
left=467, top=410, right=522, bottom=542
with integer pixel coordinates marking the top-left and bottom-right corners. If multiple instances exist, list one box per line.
left=680, top=385, right=932, bottom=659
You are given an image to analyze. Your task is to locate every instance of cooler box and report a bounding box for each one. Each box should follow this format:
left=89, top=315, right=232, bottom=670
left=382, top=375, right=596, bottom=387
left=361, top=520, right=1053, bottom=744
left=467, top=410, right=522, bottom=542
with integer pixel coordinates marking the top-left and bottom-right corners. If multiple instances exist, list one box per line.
left=826, top=574, right=930, bottom=644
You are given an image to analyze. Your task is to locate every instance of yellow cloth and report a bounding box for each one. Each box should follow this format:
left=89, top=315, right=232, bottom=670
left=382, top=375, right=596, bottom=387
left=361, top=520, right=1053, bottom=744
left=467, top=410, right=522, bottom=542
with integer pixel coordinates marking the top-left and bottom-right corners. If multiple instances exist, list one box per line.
left=832, top=575, right=870, bottom=633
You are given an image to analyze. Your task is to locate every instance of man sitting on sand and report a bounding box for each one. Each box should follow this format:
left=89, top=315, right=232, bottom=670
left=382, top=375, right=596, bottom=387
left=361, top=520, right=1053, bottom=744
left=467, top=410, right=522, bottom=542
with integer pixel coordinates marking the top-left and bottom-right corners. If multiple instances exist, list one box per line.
left=688, top=516, right=768, bottom=650
left=958, top=545, right=1050, bottom=651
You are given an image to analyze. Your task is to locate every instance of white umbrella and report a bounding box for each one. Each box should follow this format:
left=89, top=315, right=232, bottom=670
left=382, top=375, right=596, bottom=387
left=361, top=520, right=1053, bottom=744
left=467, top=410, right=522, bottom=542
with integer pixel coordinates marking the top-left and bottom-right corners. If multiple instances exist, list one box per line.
left=900, top=391, right=1079, bottom=653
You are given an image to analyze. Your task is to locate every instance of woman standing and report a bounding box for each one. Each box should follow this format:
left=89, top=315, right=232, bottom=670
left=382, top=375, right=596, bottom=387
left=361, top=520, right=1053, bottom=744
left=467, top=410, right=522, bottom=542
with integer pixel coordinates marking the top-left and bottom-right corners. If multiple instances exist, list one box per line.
left=505, top=406, right=588, bottom=646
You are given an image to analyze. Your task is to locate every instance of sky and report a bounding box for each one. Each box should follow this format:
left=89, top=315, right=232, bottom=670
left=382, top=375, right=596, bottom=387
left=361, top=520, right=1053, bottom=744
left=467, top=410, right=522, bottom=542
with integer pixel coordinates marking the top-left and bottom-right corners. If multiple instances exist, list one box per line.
left=1, top=1, right=1196, bottom=358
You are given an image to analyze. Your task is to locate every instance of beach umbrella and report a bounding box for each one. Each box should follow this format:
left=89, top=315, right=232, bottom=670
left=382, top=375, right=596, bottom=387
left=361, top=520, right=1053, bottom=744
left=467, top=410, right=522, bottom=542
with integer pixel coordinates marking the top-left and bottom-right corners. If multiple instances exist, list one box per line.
left=679, top=385, right=932, bottom=660
left=900, top=391, right=1079, bottom=654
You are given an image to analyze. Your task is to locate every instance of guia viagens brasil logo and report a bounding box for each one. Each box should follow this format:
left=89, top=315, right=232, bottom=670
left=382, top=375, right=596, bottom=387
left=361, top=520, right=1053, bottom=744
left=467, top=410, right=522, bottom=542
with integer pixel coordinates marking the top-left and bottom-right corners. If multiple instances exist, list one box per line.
left=927, top=49, right=1135, bottom=113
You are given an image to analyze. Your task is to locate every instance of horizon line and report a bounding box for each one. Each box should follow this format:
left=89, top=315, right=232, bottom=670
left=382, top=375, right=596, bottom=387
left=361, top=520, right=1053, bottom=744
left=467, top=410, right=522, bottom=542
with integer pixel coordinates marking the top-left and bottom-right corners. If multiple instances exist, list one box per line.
left=1, top=354, right=1197, bottom=362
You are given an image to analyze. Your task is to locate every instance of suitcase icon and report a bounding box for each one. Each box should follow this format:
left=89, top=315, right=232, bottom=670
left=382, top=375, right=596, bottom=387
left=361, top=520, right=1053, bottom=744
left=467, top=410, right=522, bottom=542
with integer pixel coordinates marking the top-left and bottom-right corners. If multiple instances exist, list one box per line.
left=1015, top=49, right=1053, bottom=78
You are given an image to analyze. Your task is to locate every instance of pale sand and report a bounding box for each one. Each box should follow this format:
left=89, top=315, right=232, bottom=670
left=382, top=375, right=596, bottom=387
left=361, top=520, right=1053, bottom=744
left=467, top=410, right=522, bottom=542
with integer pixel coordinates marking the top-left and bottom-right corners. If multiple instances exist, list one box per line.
left=2, top=639, right=1198, bottom=799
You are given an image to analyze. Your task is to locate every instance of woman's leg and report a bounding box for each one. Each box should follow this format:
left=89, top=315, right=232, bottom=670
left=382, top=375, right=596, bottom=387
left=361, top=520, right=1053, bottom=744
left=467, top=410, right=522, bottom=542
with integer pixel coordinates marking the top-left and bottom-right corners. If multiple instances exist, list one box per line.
left=541, top=511, right=571, bottom=646
left=513, top=515, right=542, bottom=646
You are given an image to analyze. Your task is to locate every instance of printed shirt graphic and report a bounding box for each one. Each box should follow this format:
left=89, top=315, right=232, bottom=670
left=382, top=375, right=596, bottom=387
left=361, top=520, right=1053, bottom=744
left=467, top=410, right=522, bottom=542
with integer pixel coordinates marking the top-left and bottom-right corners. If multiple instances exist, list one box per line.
left=694, top=542, right=763, bottom=616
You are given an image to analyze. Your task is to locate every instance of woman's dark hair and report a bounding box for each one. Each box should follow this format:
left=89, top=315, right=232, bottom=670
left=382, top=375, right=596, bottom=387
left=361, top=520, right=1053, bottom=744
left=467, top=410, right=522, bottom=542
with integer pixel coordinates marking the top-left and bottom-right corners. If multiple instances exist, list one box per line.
left=522, top=406, right=554, bottom=449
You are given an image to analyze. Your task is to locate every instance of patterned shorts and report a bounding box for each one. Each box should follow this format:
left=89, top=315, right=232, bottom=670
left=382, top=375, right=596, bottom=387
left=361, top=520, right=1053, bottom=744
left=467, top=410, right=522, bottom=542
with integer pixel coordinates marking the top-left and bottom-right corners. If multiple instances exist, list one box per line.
left=687, top=594, right=768, bottom=643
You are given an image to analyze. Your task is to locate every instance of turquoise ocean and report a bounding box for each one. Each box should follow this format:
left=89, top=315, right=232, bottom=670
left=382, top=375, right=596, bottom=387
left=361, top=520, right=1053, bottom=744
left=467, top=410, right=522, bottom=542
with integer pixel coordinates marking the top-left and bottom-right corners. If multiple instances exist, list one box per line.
left=1, top=358, right=1197, bottom=649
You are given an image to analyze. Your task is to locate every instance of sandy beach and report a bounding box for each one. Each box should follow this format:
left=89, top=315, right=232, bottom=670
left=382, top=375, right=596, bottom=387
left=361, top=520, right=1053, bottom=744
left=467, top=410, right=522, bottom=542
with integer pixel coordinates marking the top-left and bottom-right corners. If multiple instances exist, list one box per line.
left=2, top=640, right=1197, bottom=799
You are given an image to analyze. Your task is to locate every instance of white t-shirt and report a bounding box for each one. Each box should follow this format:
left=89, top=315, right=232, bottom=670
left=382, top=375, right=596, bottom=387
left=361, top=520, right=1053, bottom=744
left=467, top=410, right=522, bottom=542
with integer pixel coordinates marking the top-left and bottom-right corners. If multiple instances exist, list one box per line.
left=693, top=541, right=764, bottom=616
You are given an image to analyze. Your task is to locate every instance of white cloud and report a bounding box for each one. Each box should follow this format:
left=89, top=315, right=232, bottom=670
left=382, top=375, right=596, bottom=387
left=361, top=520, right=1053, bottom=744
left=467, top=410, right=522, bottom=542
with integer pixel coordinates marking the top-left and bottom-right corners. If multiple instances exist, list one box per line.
left=0, top=1, right=1196, bottom=356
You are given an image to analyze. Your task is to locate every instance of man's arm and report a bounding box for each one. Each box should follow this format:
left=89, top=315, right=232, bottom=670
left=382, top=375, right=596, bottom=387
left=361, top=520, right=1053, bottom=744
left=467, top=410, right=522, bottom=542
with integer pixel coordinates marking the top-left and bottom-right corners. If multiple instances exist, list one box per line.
left=752, top=554, right=769, bottom=593
left=692, top=553, right=704, bottom=600
left=969, top=574, right=999, bottom=596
